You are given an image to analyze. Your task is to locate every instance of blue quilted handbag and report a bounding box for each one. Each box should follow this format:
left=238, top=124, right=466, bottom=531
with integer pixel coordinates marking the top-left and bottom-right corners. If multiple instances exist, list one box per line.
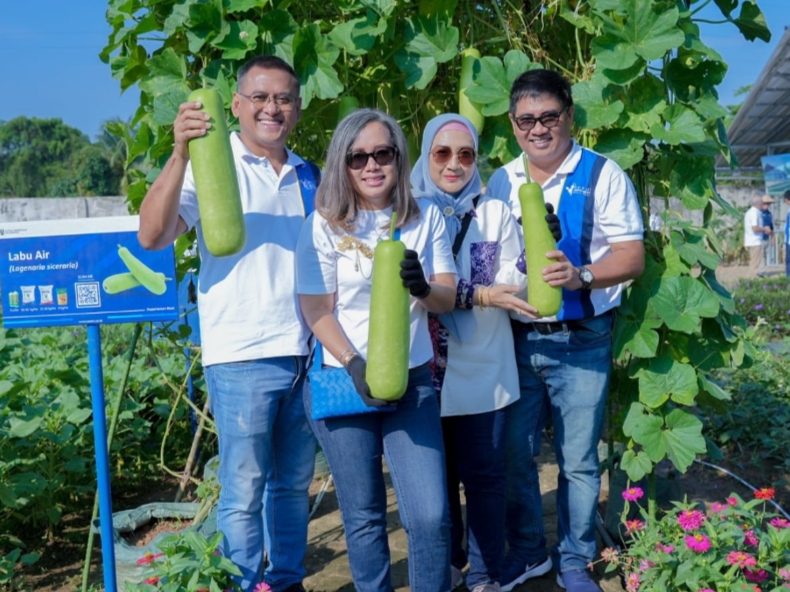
left=308, top=343, right=395, bottom=421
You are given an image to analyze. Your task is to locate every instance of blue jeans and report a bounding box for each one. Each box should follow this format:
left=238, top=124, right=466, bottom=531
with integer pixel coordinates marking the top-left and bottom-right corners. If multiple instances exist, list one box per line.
left=505, top=314, right=612, bottom=573
left=205, top=356, right=316, bottom=592
left=306, top=364, right=451, bottom=592
left=443, top=408, right=507, bottom=588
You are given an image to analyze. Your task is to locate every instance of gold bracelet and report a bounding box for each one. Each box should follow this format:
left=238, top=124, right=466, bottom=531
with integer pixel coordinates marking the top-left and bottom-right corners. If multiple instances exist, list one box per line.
left=338, top=349, right=356, bottom=367
left=478, top=286, right=487, bottom=310
left=483, top=287, right=492, bottom=310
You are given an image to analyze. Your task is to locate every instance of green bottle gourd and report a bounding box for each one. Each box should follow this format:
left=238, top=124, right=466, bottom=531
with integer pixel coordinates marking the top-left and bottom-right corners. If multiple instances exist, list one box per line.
left=518, top=162, right=562, bottom=317
left=187, top=88, right=246, bottom=257
left=458, top=48, right=485, bottom=134
left=366, top=212, right=410, bottom=401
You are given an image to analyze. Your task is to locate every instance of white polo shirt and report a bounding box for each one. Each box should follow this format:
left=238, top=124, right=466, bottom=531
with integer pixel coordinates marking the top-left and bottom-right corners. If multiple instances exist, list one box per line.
left=179, top=132, right=312, bottom=367
left=486, top=141, right=644, bottom=321
left=743, top=206, right=764, bottom=247
left=296, top=201, right=455, bottom=368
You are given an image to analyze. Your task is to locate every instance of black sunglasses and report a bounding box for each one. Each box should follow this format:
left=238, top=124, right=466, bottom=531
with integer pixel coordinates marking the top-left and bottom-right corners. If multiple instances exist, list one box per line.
left=346, top=146, right=398, bottom=170
left=513, top=106, right=569, bottom=132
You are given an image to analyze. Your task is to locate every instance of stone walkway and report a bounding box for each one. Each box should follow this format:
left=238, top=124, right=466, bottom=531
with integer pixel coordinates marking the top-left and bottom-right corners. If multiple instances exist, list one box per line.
left=302, top=444, right=625, bottom=592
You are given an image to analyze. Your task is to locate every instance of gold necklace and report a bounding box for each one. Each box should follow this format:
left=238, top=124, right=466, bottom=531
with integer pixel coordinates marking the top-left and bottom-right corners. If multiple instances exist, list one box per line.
left=336, top=221, right=390, bottom=278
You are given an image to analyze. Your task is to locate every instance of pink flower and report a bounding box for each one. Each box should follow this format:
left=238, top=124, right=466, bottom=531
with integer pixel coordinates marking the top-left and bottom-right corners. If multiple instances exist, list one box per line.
left=685, top=533, right=711, bottom=552
left=254, top=584, right=273, bottom=592
left=601, top=547, right=619, bottom=563
left=143, top=577, right=160, bottom=585
left=711, top=502, right=726, bottom=513
left=727, top=497, right=738, bottom=506
left=622, top=487, right=644, bottom=502
left=639, top=559, right=656, bottom=572
left=726, top=551, right=757, bottom=568
left=626, top=572, right=641, bottom=592
left=655, top=543, right=675, bottom=553
left=625, top=519, right=645, bottom=534
left=745, top=568, right=768, bottom=583
left=770, top=518, right=790, bottom=529
left=744, top=530, right=758, bottom=546
left=677, top=510, right=705, bottom=531
left=779, top=568, right=790, bottom=580
left=136, top=552, right=163, bottom=566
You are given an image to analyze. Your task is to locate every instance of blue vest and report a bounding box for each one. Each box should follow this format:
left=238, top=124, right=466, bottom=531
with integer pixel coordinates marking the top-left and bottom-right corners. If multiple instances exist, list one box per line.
left=296, top=160, right=321, bottom=217
left=555, top=148, right=607, bottom=321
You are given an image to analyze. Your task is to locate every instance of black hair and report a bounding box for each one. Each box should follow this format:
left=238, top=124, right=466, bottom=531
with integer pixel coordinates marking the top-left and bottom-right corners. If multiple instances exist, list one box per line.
left=237, top=55, right=300, bottom=94
left=509, top=69, right=573, bottom=114
left=784, top=189, right=790, bottom=200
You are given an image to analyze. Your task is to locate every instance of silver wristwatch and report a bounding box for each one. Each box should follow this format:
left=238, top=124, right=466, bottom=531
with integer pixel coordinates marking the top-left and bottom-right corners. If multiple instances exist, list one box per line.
left=578, top=266, right=594, bottom=290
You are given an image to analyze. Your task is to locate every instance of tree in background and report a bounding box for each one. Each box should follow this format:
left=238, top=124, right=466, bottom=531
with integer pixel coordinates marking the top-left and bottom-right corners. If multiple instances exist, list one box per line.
left=0, top=116, right=126, bottom=197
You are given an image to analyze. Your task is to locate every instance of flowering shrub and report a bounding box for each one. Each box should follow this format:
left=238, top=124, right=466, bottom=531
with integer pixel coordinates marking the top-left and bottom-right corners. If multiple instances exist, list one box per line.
left=731, top=277, right=790, bottom=337
left=602, top=487, right=790, bottom=591
left=129, top=530, right=243, bottom=592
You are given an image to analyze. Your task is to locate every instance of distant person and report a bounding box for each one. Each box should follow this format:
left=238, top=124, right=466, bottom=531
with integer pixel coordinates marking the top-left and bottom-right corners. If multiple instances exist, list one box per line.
left=759, top=194, right=775, bottom=274
left=743, top=196, right=770, bottom=278
left=784, top=190, right=790, bottom=276
left=137, top=55, right=318, bottom=592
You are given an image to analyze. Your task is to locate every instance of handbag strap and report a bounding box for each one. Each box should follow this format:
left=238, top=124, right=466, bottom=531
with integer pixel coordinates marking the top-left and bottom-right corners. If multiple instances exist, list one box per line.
left=310, top=224, right=402, bottom=373
left=451, top=195, right=480, bottom=260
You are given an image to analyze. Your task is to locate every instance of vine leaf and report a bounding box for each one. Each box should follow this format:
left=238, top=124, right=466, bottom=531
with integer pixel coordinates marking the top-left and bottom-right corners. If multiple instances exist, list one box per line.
left=662, top=409, right=706, bottom=473
left=650, top=276, right=720, bottom=333
left=613, top=286, right=662, bottom=360
left=712, top=0, right=738, bottom=16
left=211, top=20, right=258, bottom=60
left=637, top=356, right=699, bottom=408
left=226, top=0, right=261, bottom=13
left=260, top=10, right=298, bottom=61
left=620, top=449, right=653, bottom=482
left=572, top=76, right=624, bottom=130
left=138, top=48, right=188, bottom=98
left=394, top=15, right=458, bottom=89
left=732, top=1, right=771, bottom=42
left=593, top=129, right=647, bottom=170
left=651, top=105, right=706, bottom=145
left=619, top=75, right=666, bottom=134
left=293, top=24, right=344, bottom=109
left=186, top=3, right=223, bottom=53
left=479, top=115, right=521, bottom=163
left=328, top=12, right=386, bottom=56
left=670, top=230, right=720, bottom=270
left=594, top=0, right=685, bottom=66
left=465, top=51, right=537, bottom=116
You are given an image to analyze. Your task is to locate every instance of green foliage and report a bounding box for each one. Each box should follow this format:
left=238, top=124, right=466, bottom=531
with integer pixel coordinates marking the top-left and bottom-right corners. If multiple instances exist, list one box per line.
left=0, top=546, right=39, bottom=591
left=604, top=491, right=790, bottom=591
left=0, top=117, right=127, bottom=197
left=128, top=531, right=242, bottom=592
left=731, top=276, right=790, bottom=337
left=706, top=347, right=790, bottom=473
left=0, top=323, right=201, bottom=542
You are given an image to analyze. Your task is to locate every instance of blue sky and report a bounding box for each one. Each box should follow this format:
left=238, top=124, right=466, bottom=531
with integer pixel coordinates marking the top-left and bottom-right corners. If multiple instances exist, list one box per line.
left=0, top=0, right=786, bottom=141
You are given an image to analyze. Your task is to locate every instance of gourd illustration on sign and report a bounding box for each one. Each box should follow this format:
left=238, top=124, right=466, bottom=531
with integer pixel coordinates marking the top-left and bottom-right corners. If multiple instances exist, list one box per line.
left=103, top=245, right=170, bottom=296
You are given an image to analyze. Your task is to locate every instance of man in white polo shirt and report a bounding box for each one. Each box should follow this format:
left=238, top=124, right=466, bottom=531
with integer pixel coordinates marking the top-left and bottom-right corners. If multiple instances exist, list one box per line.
left=743, top=195, right=769, bottom=278
left=487, top=69, right=644, bottom=592
left=138, top=56, right=318, bottom=592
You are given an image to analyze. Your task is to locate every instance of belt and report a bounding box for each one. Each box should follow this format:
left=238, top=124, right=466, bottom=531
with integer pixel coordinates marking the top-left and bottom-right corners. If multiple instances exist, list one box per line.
left=512, top=311, right=612, bottom=335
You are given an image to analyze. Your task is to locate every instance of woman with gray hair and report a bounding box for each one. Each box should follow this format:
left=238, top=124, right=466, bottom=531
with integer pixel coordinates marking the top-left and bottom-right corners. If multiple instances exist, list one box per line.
left=296, top=108, right=457, bottom=592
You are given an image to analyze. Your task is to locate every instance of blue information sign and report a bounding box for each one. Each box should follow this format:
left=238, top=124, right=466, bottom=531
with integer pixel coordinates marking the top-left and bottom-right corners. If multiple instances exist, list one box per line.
left=0, top=216, right=178, bottom=328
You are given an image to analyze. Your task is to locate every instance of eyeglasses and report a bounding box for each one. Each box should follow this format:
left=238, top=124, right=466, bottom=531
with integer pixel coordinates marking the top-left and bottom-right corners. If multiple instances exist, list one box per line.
left=345, top=146, right=398, bottom=170
left=513, top=106, right=569, bottom=132
left=431, top=146, right=476, bottom=166
left=237, top=92, right=297, bottom=111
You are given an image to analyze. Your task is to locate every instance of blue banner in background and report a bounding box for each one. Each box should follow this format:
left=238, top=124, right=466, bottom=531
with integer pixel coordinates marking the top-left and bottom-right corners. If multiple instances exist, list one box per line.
left=761, top=153, right=790, bottom=197
left=0, top=217, right=178, bottom=328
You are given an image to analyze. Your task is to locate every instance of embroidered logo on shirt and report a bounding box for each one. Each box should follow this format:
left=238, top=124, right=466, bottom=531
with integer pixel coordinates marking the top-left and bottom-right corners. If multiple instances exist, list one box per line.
left=564, top=183, right=592, bottom=197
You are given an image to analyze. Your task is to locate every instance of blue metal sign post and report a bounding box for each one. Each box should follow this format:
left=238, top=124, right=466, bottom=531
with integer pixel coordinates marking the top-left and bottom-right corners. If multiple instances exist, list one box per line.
left=0, top=216, right=179, bottom=592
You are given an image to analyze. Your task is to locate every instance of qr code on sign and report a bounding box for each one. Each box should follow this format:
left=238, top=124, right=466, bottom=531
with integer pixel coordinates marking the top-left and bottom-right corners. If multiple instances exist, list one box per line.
left=75, top=282, right=101, bottom=308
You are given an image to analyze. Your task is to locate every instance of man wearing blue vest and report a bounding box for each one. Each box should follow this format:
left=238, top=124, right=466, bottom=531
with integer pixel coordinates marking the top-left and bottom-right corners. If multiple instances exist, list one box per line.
left=138, top=55, right=319, bottom=592
left=487, top=69, right=644, bottom=592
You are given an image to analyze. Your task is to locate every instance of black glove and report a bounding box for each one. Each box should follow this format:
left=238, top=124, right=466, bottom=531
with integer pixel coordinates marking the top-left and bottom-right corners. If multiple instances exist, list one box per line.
left=517, top=203, right=562, bottom=242
left=345, top=356, right=391, bottom=407
left=400, top=249, right=432, bottom=299
left=545, top=202, right=562, bottom=242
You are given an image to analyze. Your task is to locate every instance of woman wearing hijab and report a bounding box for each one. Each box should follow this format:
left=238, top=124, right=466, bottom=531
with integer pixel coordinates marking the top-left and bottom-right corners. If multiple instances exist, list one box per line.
left=411, top=113, right=559, bottom=592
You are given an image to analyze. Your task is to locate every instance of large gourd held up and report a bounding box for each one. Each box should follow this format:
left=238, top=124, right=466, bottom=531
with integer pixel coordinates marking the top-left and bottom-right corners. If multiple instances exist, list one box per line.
left=519, top=159, right=562, bottom=317
left=187, top=88, right=246, bottom=257
left=366, top=212, right=410, bottom=401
